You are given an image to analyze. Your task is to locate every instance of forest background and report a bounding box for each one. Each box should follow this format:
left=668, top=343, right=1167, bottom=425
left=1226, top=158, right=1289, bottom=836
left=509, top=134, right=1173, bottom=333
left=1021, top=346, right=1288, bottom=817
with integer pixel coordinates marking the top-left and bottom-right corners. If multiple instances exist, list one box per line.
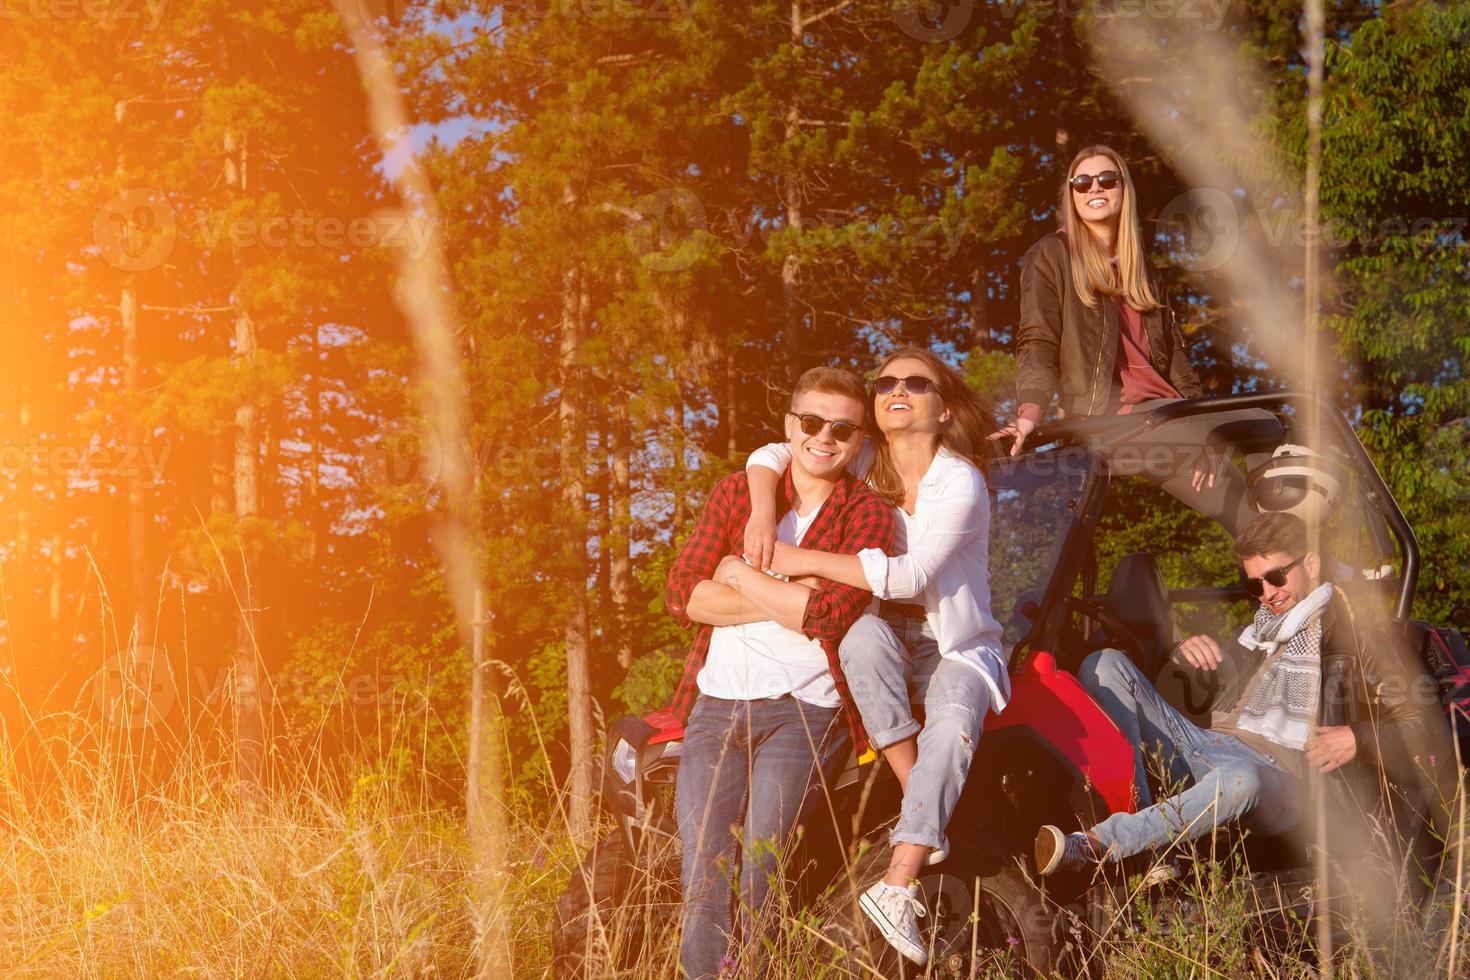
left=0, top=0, right=1467, bottom=974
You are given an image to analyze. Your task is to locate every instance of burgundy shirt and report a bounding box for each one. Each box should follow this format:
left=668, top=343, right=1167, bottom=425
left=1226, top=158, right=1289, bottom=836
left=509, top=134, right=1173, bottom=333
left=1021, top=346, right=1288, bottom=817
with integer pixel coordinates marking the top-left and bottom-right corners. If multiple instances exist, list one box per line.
left=1114, top=299, right=1180, bottom=411
left=1017, top=298, right=1180, bottom=423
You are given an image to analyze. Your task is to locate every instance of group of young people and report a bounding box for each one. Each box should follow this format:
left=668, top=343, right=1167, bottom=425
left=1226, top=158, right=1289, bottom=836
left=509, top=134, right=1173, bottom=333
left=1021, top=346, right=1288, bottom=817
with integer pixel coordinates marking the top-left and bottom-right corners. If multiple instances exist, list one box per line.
left=660, top=145, right=1423, bottom=977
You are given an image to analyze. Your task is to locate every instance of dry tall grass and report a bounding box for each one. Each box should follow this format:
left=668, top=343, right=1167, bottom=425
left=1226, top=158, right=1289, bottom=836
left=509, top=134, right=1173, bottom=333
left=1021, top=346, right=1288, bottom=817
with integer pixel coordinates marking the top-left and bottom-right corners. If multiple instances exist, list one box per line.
left=0, top=722, right=481, bottom=976
left=3, top=703, right=1468, bottom=977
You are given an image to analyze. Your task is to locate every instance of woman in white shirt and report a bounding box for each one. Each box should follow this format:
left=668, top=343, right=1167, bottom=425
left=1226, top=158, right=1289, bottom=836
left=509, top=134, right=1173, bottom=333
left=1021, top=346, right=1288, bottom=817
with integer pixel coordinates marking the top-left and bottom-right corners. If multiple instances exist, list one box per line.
left=743, top=347, right=1006, bottom=967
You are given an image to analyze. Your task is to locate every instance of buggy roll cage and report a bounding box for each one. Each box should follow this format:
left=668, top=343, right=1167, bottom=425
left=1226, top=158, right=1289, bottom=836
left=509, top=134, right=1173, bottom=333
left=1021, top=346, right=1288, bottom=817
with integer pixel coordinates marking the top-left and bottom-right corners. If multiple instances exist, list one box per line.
left=1007, top=391, right=1419, bottom=667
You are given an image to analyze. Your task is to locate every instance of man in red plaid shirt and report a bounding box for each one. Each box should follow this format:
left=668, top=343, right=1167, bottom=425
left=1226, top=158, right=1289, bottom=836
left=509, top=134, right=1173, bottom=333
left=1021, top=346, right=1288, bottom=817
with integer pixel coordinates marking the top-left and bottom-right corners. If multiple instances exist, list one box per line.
left=664, top=366, right=895, bottom=980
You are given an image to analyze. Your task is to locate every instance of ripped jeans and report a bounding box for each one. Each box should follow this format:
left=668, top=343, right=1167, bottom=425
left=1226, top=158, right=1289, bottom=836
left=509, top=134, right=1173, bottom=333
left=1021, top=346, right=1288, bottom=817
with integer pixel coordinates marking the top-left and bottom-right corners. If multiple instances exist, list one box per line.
left=839, top=610, right=991, bottom=850
left=1080, top=648, right=1301, bottom=862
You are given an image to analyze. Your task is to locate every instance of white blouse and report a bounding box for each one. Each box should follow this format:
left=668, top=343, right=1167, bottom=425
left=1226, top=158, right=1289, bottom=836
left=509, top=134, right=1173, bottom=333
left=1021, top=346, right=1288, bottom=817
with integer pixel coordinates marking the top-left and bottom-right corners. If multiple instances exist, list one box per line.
left=747, top=443, right=1010, bottom=711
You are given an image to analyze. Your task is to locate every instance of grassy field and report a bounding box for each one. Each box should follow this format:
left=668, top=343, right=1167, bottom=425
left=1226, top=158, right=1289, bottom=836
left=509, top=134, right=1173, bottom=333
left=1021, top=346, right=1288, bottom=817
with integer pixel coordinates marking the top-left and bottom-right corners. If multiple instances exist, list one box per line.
left=4, top=713, right=1467, bottom=979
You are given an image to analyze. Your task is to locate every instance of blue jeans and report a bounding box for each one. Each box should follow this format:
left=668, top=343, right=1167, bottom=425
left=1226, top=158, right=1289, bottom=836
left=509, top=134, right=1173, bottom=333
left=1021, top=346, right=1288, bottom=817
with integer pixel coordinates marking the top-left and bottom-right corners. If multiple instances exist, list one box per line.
left=838, top=611, right=990, bottom=850
left=1080, top=648, right=1301, bottom=861
left=675, top=694, right=849, bottom=980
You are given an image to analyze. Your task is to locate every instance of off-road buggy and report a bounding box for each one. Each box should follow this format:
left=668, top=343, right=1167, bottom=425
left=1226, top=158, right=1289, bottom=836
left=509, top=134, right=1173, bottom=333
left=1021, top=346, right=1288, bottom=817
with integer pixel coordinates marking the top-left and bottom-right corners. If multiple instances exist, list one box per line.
left=553, top=392, right=1470, bottom=977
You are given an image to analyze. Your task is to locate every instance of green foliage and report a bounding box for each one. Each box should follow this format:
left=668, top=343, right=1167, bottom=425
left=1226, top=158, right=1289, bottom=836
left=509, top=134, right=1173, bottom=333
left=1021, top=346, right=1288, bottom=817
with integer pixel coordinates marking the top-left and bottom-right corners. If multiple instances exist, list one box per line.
left=1312, top=2, right=1470, bottom=624
left=615, top=648, right=686, bottom=715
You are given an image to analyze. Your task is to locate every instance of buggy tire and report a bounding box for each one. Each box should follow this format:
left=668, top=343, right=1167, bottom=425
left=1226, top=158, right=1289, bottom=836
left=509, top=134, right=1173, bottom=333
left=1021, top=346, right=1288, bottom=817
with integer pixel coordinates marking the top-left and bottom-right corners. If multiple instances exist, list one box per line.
left=552, top=833, right=634, bottom=979
left=815, top=840, right=1063, bottom=978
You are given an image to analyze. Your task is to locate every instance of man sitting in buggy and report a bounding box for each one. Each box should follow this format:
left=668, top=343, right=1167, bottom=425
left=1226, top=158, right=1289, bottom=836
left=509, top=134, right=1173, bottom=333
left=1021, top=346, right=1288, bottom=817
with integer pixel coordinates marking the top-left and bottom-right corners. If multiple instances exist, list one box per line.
left=1036, top=507, right=1441, bottom=879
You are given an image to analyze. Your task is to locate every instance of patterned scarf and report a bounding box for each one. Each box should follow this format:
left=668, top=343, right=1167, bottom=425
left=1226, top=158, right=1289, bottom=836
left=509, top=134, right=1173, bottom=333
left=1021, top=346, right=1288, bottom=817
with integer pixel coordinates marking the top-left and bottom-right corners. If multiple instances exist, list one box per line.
left=1234, top=583, right=1336, bottom=750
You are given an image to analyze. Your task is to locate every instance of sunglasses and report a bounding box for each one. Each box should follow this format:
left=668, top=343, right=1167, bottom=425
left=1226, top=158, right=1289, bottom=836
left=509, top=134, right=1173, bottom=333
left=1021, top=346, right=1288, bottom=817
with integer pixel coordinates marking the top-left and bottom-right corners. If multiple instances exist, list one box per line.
left=788, top=412, right=861, bottom=443
left=873, top=375, right=938, bottom=397
left=1244, top=554, right=1306, bottom=597
left=1069, top=170, right=1122, bottom=193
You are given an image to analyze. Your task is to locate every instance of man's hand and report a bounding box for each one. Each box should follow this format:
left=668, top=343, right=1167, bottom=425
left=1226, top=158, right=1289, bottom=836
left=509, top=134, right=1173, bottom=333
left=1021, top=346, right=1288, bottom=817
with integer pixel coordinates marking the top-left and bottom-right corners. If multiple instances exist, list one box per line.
left=1175, top=634, right=1224, bottom=671
left=714, top=554, right=748, bottom=588
left=769, top=541, right=810, bottom=579
left=1305, top=725, right=1358, bottom=774
left=743, top=507, right=778, bottom=570
left=987, top=417, right=1036, bottom=457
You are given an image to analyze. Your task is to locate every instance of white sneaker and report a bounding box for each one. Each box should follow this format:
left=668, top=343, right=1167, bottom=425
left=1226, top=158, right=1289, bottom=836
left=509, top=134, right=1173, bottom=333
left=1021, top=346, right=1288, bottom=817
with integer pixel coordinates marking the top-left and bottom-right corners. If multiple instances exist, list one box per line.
left=858, top=880, right=928, bottom=965
left=926, top=835, right=950, bottom=866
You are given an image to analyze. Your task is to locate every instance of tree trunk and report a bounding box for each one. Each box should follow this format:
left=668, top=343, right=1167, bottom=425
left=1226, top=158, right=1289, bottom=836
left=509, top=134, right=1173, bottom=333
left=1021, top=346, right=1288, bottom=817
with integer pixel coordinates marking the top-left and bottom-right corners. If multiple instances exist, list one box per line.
left=48, top=470, right=63, bottom=659
left=560, top=258, right=593, bottom=841
left=782, top=1, right=804, bottom=372
left=116, top=100, right=155, bottom=654
left=968, top=263, right=993, bottom=352
left=307, top=324, right=323, bottom=566
left=610, top=385, right=633, bottom=670
left=725, top=346, right=739, bottom=458
left=121, top=272, right=155, bottom=651
left=226, top=127, right=264, bottom=788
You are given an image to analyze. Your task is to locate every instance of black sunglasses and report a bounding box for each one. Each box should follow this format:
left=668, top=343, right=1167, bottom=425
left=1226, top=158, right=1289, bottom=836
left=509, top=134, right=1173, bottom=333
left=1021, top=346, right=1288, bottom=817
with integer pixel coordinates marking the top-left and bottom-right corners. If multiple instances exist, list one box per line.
left=873, top=375, right=938, bottom=397
left=788, top=412, right=861, bottom=442
left=1244, top=554, right=1306, bottom=597
left=1069, top=170, right=1122, bottom=193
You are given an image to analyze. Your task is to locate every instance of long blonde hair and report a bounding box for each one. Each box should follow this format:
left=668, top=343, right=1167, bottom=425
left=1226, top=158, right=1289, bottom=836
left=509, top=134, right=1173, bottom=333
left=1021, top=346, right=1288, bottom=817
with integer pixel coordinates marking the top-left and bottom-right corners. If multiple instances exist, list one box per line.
left=865, top=347, right=998, bottom=506
left=1060, top=144, right=1161, bottom=311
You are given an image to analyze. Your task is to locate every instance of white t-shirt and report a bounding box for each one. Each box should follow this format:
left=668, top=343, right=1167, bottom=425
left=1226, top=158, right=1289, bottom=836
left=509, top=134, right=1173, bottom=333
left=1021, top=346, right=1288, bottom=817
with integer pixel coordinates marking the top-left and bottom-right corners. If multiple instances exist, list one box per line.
left=696, top=503, right=840, bottom=707
left=747, top=443, right=1010, bottom=712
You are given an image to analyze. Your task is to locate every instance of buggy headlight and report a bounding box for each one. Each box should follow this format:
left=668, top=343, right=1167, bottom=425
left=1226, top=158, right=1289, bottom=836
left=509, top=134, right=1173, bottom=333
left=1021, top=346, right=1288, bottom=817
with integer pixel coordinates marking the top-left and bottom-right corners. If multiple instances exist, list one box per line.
left=610, top=738, right=638, bottom=784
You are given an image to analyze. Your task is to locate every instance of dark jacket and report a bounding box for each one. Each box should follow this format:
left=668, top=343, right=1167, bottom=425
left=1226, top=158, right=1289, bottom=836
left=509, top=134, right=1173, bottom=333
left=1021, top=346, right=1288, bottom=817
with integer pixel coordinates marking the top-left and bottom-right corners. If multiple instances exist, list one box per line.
left=1209, top=590, right=1446, bottom=787
left=1015, top=231, right=1203, bottom=417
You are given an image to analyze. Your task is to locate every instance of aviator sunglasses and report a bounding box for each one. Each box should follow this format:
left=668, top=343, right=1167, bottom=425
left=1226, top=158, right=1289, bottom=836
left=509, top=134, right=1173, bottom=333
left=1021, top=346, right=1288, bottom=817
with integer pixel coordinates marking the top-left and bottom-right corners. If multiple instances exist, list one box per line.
left=1069, top=170, right=1122, bottom=193
left=1243, top=554, right=1306, bottom=597
left=873, top=375, right=938, bottom=397
left=788, top=412, right=861, bottom=442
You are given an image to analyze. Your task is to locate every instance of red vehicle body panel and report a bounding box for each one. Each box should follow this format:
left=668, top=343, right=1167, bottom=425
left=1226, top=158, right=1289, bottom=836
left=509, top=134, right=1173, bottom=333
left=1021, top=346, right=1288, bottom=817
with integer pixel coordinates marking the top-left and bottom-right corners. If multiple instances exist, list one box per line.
left=641, top=652, right=1138, bottom=816
left=986, top=652, right=1137, bottom=815
left=643, top=708, right=685, bottom=746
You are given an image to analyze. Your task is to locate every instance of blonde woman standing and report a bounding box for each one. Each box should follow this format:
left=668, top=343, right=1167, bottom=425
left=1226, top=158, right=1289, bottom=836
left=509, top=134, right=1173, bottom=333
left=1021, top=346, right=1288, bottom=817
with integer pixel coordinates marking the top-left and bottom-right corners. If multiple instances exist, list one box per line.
left=990, top=144, right=1278, bottom=536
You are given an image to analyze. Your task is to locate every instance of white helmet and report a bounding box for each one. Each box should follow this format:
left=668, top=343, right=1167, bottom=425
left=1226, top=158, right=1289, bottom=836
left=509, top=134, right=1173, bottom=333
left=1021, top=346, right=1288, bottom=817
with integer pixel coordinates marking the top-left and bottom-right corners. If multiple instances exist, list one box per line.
left=1247, top=443, right=1342, bottom=524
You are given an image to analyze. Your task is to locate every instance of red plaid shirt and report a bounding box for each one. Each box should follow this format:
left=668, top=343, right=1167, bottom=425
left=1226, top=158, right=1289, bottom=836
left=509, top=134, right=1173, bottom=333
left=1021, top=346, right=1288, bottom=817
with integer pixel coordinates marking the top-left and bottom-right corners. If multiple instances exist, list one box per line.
left=664, top=467, right=895, bottom=753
